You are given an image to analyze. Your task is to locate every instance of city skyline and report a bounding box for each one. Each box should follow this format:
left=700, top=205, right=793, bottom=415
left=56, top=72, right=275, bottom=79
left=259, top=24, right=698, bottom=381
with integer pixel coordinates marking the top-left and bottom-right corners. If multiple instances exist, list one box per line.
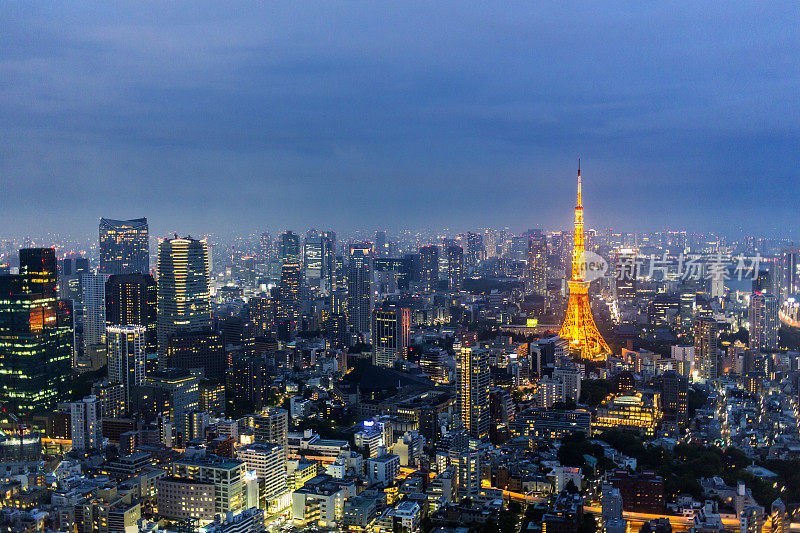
left=2, top=3, right=799, bottom=237
left=2, top=5, right=800, bottom=533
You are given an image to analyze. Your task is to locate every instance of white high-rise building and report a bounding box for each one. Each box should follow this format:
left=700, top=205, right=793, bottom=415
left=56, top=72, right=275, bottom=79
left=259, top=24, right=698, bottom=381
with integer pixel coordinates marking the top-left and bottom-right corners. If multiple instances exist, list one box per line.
left=81, top=272, right=109, bottom=349
left=107, top=325, right=146, bottom=412
left=70, top=395, right=102, bottom=452
left=237, top=443, right=287, bottom=501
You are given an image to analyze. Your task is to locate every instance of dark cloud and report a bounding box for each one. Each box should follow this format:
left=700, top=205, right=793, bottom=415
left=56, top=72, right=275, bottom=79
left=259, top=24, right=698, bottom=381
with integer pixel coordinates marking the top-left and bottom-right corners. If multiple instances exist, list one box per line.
left=1, top=1, right=798, bottom=239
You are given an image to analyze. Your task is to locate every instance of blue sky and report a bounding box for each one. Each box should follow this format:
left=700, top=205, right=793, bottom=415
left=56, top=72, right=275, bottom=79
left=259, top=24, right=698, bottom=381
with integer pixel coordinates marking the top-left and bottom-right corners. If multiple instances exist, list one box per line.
left=1, top=2, right=799, bottom=238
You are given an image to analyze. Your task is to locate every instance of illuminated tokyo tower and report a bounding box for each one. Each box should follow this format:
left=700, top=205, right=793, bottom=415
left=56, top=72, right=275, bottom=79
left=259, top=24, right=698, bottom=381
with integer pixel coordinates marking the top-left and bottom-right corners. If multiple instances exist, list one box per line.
left=559, top=162, right=611, bottom=360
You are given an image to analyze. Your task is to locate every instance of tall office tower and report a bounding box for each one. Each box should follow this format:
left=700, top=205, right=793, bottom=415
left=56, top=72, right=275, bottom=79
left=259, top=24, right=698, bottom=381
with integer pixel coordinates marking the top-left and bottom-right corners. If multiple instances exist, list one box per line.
left=19, top=247, right=57, bottom=297
left=279, top=263, right=302, bottom=335
left=58, top=298, right=77, bottom=366
left=374, top=257, right=413, bottom=293
left=279, top=231, right=301, bottom=264
left=693, top=316, right=719, bottom=381
left=82, top=272, right=109, bottom=354
left=70, top=395, right=102, bottom=452
left=156, top=237, right=211, bottom=361
left=107, top=325, right=146, bottom=413
left=748, top=292, right=779, bottom=352
left=347, top=243, right=373, bottom=334
left=166, top=331, right=225, bottom=380
left=258, top=232, right=273, bottom=264
left=321, top=231, right=336, bottom=291
left=144, top=369, right=199, bottom=444
left=0, top=248, right=71, bottom=414
left=752, top=268, right=772, bottom=293
left=525, top=230, right=548, bottom=296
left=248, top=296, right=275, bottom=338
left=447, top=245, right=465, bottom=292
left=614, top=249, right=638, bottom=301
left=778, top=247, right=800, bottom=302
left=660, top=370, right=688, bottom=429
left=105, top=273, right=157, bottom=354
left=372, top=304, right=410, bottom=367
left=374, top=231, right=388, bottom=257
left=58, top=256, right=89, bottom=301
left=99, top=217, right=149, bottom=275
left=253, top=407, right=289, bottom=449
left=559, top=165, right=612, bottom=360
left=458, top=347, right=490, bottom=440
left=91, top=380, right=126, bottom=419
left=466, top=232, right=485, bottom=267
left=303, top=229, right=323, bottom=283
left=419, top=245, right=439, bottom=293
left=679, top=291, right=696, bottom=329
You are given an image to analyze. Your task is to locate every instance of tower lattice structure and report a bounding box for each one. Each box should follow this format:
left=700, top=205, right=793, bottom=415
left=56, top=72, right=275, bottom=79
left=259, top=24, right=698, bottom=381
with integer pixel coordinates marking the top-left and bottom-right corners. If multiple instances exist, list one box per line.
left=559, top=164, right=611, bottom=360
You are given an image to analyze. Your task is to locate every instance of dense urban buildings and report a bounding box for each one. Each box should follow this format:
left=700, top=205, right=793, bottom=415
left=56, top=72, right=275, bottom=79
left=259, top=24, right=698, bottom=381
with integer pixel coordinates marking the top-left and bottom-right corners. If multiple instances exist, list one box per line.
left=1, top=7, right=798, bottom=532
left=3, top=182, right=800, bottom=533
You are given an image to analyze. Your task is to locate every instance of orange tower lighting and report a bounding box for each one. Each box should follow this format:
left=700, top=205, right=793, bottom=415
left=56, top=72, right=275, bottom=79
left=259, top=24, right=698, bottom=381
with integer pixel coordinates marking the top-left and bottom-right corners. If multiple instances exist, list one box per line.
left=559, top=162, right=611, bottom=360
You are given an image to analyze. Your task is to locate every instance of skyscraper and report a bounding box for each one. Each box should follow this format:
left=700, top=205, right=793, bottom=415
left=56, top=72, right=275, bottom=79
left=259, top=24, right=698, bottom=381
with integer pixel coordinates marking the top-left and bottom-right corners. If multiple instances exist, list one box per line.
left=347, top=243, right=373, bottom=334
left=419, top=245, right=439, bottom=293
left=374, top=231, right=389, bottom=257
left=58, top=256, right=89, bottom=302
left=279, top=262, right=302, bottom=336
left=82, top=272, right=109, bottom=353
left=105, top=273, right=157, bottom=354
left=614, top=249, right=638, bottom=301
left=70, top=396, right=102, bottom=452
left=458, top=346, right=490, bottom=440
left=166, top=331, right=225, bottom=380
left=321, top=231, right=337, bottom=292
left=694, top=316, right=719, bottom=381
left=279, top=231, right=301, bottom=264
left=372, top=304, right=410, bottom=367
left=107, top=324, right=146, bottom=413
left=559, top=165, right=611, bottom=360
left=156, top=237, right=211, bottom=361
left=303, top=229, right=323, bottom=284
left=466, top=232, right=485, bottom=267
left=447, top=245, right=464, bottom=292
left=660, top=370, right=688, bottom=429
left=748, top=292, right=779, bottom=352
left=526, top=230, right=548, bottom=296
left=258, top=232, right=273, bottom=264
left=0, top=248, right=72, bottom=414
left=144, top=369, right=199, bottom=444
left=99, top=217, right=150, bottom=275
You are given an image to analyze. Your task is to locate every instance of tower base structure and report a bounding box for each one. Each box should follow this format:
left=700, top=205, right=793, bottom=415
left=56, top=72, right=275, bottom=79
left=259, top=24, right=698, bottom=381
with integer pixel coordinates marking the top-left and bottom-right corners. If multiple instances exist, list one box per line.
left=559, top=279, right=610, bottom=361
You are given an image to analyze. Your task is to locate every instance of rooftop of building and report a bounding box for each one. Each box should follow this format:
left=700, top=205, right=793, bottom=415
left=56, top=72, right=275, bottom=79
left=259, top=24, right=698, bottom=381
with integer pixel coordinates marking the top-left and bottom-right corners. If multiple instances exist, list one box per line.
left=173, top=454, right=244, bottom=469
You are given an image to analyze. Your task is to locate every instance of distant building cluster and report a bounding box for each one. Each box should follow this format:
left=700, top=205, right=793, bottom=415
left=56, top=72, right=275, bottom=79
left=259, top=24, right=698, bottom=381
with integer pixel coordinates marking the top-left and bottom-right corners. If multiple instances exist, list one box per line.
left=0, top=170, right=799, bottom=533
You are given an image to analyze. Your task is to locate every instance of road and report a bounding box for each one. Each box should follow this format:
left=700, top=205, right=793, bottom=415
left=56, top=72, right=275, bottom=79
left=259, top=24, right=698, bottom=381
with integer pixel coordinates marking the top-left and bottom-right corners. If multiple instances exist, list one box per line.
left=498, top=488, right=800, bottom=532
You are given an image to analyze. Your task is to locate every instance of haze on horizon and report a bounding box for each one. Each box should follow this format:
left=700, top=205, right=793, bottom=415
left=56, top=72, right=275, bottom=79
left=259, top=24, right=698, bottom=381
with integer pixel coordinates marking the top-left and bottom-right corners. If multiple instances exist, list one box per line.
left=1, top=2, right=799, bottom=239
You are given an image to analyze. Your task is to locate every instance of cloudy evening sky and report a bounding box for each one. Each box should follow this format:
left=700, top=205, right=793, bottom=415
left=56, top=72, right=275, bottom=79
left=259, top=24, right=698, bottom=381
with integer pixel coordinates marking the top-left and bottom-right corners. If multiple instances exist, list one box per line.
left=1, top=2, right=799, bottom=238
